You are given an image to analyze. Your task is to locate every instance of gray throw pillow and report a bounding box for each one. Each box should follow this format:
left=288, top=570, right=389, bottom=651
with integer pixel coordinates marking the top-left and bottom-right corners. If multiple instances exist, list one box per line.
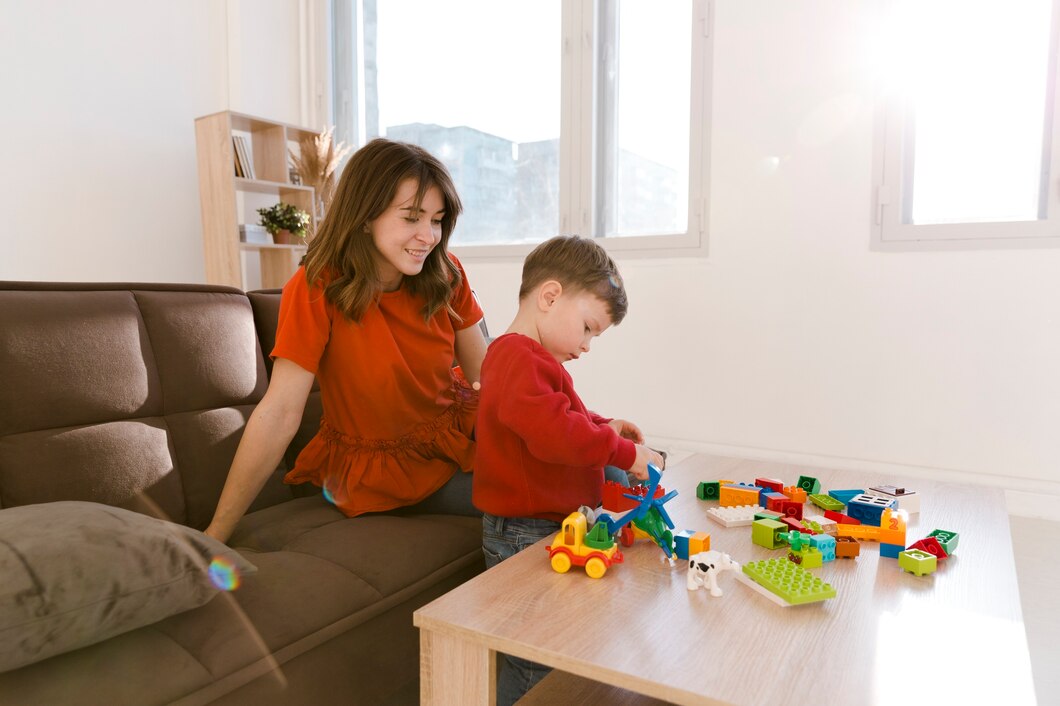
left=0, top=501, right=256, bottom=673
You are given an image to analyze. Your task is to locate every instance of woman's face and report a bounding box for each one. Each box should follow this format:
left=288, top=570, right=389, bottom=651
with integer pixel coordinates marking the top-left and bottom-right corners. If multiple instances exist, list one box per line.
left=368, top=178, right=445, bottom=291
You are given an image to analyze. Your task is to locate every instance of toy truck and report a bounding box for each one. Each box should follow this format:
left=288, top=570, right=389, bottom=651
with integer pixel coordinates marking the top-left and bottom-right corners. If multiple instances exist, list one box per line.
left=547, top=511, right=624, bottom=579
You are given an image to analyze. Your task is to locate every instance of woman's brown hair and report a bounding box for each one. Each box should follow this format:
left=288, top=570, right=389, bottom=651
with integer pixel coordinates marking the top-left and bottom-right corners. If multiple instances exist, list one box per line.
left=302, top=138, right=463, bottom=321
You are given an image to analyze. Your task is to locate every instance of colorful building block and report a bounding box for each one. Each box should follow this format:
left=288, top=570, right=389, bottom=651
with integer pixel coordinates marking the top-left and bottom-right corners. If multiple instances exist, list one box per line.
left=720, top=483, right=761, bottom=508
left=835, top=523, right=880, bottom=541
left=824, top=510, right=860, bottom=525
left=797, top=475, right=822, bottom=495
left=880, top=542, right=904, bottom=559
left=781, top=486, right=808, bottom=503
left=779, top=500, right=804, bottom=520
left=898, top=549, right=938, bottom=577
left=868, top=485, right=921, bottom=514
left=835, top=536, right=860, bottom=558
left=908, top=537, right=948, bottom=561
left=755, top=508, right=784, bottom=522
left=689, top=531, right=711, bottom=555
left=846, top=493, right=896, bottom=526
left=706, top=504, right=759, bottom=528
left=787, top=546, right=823, bottom=568
left=780, top=516, right=810, bottom=534
left=752, top=519, right=787, bottom=549
left=674, top=529, right=695, bottom=560
left=927, top=529, right=959, bottom=555
left=804, top=514, right=837, bottom=535
left=766, top=493, right=789, bottom=512
left=697, top=481, right=720, bottom=501
left=809, top=493, right=845, bottom=512
left=801, top=518, right=823, bottom=534
left=877, top=508, right=907, bottom=546
left=603, top=479, right=665, bottom=512
left=828, top=489, right=864, bottom=505
left=809, top=534, right=836, bottom=562
left=755, top=477, right=784, bottom=493
left=739, top=558, right=837, bottom=605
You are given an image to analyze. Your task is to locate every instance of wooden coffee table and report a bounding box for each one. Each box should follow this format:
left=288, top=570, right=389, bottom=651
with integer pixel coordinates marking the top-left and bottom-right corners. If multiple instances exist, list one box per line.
left=415, top=453, right=1036, bottom=705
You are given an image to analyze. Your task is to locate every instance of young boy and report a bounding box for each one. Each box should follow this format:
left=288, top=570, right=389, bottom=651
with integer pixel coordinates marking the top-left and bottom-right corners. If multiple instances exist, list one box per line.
left=472, top=235, right=664, bottom=705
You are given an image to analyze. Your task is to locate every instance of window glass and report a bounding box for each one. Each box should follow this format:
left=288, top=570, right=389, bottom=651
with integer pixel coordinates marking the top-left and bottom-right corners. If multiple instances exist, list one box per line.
left=374, top=0, right=561, bottom=245
left=600, top=1, right=692, bottom=237
left=897, top=0, right=1053, bottom=225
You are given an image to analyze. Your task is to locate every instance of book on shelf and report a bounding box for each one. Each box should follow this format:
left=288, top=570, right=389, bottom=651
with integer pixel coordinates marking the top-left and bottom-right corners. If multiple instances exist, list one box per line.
left=232, top=136, right=244, bottom=178
left=235, top=135, right=255, bottom=180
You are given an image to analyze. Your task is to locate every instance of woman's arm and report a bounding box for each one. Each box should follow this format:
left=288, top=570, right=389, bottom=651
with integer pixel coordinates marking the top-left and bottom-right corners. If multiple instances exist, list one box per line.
left=454, top=321, right=488, bottom=387
left=204, top=358, right=316, bottom=542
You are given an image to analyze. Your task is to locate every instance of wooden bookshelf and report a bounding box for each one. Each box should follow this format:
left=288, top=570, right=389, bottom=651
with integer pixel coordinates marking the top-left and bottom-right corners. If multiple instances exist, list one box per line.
left=194, top=111, right=318, bottom=289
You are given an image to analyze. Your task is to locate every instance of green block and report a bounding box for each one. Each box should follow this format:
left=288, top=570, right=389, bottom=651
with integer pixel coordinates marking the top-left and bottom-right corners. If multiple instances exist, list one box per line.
left=788, top=547, right=823, bottom=568
left=809, top=493, right=845, bottom=512
left=797, top=475, right=822, bottom=494
left=755, top=509, right=784, bottom=522
left=697, top=481, right=720, bottom=501
left=928, top=529, right=959, bottom=555
left=801, top=519, right=823, bottom=535
left=742, top=558, right=836, bottom=605
left=752, top=519, right=787, bottom=549
left=899, top=549, right=938, bottom=576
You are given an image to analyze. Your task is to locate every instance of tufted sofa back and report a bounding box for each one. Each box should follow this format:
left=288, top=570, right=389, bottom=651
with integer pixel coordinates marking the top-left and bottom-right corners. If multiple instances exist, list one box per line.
left=0, top=282, right=306, bottom=528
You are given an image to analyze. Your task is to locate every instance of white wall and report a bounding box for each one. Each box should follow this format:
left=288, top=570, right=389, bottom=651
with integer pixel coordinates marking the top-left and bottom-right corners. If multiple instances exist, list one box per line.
left=0, top=0, right=305, bottom=283
left=462, top=1, right=1060, bottom=516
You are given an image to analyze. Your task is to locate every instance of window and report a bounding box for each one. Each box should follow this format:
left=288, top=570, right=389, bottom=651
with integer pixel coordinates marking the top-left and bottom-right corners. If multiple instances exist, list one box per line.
left=872, top=0, right=1060, bottom=248
left=332, top=0, right=713, bottom=256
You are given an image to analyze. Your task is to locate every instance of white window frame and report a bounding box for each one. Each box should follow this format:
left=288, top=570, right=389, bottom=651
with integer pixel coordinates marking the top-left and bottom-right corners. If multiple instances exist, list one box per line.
left=329, top=0, right=714, bottom=260
left=871, top=0, right=1060, bottom=251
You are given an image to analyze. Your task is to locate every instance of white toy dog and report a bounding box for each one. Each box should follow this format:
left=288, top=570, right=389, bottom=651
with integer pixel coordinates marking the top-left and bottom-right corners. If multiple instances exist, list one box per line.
left=687, top=550, right=740, bottom=597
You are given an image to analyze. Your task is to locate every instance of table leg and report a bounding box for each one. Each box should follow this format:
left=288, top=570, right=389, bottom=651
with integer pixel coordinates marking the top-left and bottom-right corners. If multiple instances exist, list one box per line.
left=420, top=629, right=496, bottom=705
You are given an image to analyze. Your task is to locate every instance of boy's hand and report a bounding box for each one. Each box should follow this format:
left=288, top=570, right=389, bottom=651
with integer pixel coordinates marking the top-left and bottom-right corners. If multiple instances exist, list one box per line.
left=629, top=444, right=665, bottom=481
left=608, top=418, right=644, bottom=444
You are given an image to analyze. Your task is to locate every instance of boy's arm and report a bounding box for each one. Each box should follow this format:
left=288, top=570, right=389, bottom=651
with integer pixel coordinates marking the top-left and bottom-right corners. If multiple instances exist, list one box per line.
left=495, top=355, right=635, bottom=470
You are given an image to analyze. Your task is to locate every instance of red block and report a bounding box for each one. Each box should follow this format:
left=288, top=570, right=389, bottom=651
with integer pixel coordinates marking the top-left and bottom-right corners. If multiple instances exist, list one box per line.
left=907, top=537, right=948, bottom=560
left=824, top=510, right=861, bottom=525
left=780, top=501, right=804, bottom=520
left=781, top=517, right=808, bottom=534
left=755, top=477, right=784, bottom=493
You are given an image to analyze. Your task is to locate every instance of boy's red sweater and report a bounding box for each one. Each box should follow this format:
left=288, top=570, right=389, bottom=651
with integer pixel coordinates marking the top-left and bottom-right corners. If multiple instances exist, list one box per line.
left=472, top=334, right=637, bottom=520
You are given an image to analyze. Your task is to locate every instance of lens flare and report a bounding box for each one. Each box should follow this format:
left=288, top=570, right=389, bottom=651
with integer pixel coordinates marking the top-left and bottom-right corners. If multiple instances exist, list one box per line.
left=209, top=556, right=242, bottom=591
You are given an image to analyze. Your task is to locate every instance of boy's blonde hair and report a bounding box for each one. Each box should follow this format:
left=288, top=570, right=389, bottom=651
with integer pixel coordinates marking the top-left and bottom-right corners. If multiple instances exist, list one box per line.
left=519, top=236, right=628, bottom=324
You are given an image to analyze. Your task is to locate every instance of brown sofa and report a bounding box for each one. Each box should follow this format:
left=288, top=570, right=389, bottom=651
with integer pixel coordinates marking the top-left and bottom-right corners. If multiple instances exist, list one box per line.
left=0, top=281, right=485, bottom=705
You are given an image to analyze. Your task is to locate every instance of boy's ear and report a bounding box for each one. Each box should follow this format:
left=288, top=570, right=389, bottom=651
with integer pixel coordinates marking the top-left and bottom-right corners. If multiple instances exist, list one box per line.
left=537, top=280, right=563, bottom=311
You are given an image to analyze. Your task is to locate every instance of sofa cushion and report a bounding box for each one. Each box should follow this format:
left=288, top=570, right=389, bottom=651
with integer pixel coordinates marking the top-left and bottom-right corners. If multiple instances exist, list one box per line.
left=0, top=501, right=257, bottom=673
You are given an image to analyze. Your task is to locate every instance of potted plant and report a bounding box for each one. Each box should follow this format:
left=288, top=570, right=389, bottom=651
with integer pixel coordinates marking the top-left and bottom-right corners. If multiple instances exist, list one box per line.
left=257, top=202, right=311, bottom=244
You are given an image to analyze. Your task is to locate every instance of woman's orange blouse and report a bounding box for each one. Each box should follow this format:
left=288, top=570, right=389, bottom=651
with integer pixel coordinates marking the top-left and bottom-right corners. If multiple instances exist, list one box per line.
left=272, top=257, right=483, bottom=516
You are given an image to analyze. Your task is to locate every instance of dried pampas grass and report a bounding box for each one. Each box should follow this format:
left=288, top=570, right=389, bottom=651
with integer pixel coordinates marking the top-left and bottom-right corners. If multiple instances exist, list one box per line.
left=290, top=126, right=353, bottom=219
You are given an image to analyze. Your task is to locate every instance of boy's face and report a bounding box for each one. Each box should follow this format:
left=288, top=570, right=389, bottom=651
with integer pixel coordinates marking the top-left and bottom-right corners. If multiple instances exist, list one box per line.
left=538, top=288, right=613, bottom=365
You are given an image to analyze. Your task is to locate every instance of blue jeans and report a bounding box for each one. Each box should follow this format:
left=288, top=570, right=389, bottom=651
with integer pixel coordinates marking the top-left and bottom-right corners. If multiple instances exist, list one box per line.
left=482, top=513, right=561, bottom=706
left=396, top=469, right=480, bottom=516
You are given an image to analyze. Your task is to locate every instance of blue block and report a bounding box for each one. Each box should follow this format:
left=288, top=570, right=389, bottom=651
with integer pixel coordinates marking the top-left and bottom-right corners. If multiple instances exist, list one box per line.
left=810, top=534, right=836, bottom=562
left=828, top=489, right=864, bottom=505
left=674, top=529, right=695, bottom=560
left=880, top=542, right=904, bottom=559
left=846, top=494, right=895, bottom=526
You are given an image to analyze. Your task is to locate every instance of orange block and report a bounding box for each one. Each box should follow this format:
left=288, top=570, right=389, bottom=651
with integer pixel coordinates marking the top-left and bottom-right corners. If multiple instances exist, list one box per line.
left=689, top=532, right=711, bottom=555
left=720, top=485, right=760, bottom=508
left=877, top=508, right=907, bottom=546
left=782, top=486, right=808, bottom=503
